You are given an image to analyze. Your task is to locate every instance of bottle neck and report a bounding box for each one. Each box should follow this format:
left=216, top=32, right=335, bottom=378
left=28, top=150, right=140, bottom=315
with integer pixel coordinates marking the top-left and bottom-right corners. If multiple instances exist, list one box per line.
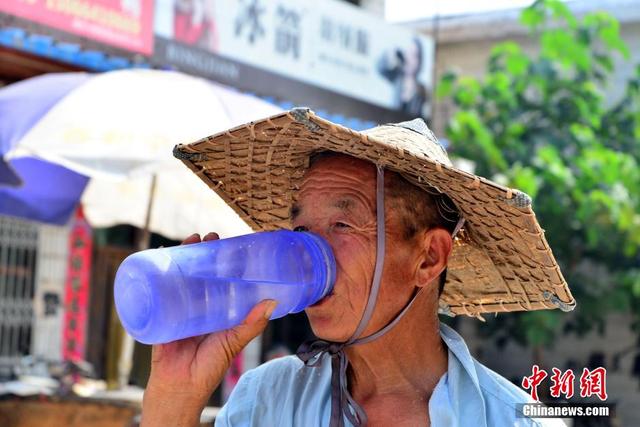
left=307, top=232, right=336, bottom=299
left=289, top=231, right=336, bottom=312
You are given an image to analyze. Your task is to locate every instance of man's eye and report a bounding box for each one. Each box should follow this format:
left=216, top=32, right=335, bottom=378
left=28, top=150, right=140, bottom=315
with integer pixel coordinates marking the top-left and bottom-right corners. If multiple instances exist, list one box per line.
left=293, top=226, right=309, bottom=232
left=335, top=222, right=351, bottom=229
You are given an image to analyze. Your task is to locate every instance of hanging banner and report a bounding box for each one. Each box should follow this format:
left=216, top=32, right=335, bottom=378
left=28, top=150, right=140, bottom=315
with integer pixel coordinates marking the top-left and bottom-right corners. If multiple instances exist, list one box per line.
left=154, top=0, right=434, bottom=118
left=62, top=207, right=93, bottom=362
left=0, top=0, right=154, bottom=54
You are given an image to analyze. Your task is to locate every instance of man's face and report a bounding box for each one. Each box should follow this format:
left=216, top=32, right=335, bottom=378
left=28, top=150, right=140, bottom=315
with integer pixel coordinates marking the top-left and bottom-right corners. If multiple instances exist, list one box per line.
left=292, top=154, right=424, bottom=342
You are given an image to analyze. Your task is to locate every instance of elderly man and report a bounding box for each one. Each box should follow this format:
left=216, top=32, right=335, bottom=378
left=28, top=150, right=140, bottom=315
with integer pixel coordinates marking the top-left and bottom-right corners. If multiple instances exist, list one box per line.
left=142, top=109, right=575, bottom=426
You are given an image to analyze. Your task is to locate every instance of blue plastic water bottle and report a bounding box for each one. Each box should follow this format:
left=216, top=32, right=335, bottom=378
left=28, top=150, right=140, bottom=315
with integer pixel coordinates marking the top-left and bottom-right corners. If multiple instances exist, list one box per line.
left=114, top=230, right=335, bottom=344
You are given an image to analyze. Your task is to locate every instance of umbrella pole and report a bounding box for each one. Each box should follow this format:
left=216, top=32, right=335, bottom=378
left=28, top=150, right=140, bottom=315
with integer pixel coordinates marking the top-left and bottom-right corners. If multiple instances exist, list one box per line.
left=139, top=173, right=158, bottom=250
left=117, top=174, right=157, bottom=388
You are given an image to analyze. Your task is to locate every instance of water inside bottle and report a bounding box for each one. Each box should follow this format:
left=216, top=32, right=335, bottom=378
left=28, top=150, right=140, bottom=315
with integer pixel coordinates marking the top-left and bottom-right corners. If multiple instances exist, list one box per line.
left=179, top=276, right=308, bottom=337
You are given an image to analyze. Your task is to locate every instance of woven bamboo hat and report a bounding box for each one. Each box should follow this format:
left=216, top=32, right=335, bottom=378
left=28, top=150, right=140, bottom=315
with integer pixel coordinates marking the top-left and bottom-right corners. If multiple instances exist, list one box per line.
left=173, top=108, right=575, bottom=318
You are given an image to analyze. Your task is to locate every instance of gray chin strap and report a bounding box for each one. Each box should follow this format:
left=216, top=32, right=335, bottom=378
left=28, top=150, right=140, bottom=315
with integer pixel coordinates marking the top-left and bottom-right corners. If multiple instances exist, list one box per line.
left=297, top=165, right=427, bottom=427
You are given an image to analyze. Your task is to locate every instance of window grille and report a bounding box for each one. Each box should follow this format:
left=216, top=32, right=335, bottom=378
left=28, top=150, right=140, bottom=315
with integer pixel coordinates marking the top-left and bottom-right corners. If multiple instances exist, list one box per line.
left=0, top=216, right=39, bottom=375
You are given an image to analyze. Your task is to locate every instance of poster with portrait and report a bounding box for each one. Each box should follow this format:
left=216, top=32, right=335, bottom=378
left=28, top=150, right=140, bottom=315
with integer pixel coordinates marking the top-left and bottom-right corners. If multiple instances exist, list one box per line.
left=376, top=37, right=433, bottom=118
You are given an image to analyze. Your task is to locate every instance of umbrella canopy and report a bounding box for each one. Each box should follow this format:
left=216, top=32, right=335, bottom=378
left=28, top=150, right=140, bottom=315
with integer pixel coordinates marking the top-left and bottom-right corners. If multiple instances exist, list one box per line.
left=0, top=73, right=92, bottom=188
left=1, top=70, right=282, bottom=238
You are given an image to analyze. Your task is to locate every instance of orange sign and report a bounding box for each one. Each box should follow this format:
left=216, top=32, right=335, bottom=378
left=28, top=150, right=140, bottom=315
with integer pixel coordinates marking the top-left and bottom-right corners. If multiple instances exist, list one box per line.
left=1, top=0, right=154, bottom=54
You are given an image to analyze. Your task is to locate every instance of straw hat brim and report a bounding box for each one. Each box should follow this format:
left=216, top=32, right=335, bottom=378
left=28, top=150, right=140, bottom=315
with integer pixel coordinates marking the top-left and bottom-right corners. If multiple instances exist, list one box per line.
left=173, top=108, right=575, bottom=318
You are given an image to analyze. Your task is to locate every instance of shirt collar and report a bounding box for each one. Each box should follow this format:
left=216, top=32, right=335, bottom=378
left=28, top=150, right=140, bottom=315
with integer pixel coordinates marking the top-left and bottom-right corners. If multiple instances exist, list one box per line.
left=437, top=322, right=488, bottom=426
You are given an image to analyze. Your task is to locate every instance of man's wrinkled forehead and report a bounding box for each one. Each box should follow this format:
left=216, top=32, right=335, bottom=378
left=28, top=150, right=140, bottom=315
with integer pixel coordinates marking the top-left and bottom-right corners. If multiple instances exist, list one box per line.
left=291, top=195, right=364, bottom=221
left=290, top=153, right=377, bottom=220
left=308, top=152, right=376, bottom=173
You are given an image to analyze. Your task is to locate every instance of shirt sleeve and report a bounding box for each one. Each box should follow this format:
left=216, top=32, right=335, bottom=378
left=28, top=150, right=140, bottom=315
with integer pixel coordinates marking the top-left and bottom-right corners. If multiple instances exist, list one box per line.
left=215, top=369, right=259, bottom=427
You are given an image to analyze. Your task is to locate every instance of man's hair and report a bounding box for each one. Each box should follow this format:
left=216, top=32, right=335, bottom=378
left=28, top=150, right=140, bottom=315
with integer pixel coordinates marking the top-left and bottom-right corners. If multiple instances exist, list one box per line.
left=309, top=151, right=460, bottom=296
left=385, top=172, right=459, bottom=295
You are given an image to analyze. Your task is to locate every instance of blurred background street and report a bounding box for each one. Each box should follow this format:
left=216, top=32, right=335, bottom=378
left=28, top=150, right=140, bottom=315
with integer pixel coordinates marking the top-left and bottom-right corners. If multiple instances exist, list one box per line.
left=0, top=0, right=639, bottom=425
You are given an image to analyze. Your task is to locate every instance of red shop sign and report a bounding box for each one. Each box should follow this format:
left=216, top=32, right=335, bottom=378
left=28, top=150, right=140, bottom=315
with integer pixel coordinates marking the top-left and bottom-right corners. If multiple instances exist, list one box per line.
left=62, top=207, right=93, bottom=362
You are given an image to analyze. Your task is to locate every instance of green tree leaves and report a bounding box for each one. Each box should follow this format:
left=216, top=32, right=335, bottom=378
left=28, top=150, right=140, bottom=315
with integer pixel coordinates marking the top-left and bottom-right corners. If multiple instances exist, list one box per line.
left=440, top=0, right=640, bottom=351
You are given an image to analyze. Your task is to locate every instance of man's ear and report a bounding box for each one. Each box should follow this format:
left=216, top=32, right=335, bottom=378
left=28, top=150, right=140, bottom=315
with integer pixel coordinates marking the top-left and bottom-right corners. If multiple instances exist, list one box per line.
left=414, top=227, right=452, bottom=289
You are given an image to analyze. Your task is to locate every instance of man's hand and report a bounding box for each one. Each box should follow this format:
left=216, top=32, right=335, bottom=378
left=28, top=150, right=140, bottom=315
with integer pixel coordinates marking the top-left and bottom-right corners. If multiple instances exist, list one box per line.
left=141, top=232, right=277, bottom=427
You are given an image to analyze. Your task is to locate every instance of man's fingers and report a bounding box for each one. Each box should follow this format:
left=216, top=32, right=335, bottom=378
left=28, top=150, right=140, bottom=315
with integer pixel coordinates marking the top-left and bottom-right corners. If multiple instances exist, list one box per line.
left=203, top=232, right=220, bottom=241
left=181, top=232, right=218, bottom=245
left=220, top=300, right=277, bottom=358
left=151, top=343, right=163, bottom=364
left=244, top=299, right=278, bottom=325
left=182, top=233, right=201, bottom=245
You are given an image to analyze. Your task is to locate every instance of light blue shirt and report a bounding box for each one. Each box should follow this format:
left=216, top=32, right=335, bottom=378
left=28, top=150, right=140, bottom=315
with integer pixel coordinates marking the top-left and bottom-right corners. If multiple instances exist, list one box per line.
left=216, top=324, right=564, bottom=426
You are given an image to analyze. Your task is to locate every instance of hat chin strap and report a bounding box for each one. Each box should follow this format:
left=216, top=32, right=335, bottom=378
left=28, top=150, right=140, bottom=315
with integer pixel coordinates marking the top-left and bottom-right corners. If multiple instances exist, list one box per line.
left=297, top=165, right=427, bottom=427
